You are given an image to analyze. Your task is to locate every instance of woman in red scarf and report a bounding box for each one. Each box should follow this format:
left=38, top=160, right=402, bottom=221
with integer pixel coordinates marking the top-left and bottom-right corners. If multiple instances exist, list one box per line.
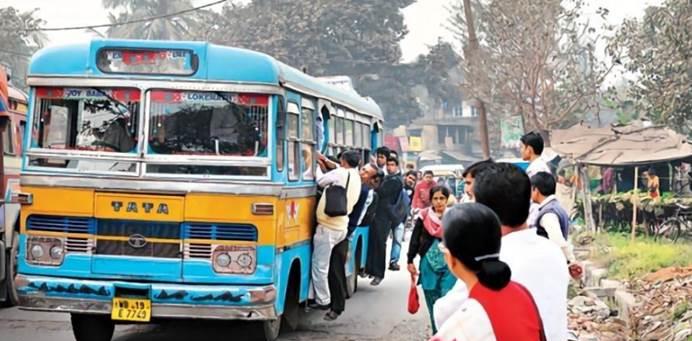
left=407, top=186, right=456, bottom=334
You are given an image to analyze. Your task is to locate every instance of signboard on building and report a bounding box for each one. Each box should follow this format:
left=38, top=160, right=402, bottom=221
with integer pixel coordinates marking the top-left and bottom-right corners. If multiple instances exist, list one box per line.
left=409, top=136, right=423, bottom=152
left=501, top=116, right=525, bottom=148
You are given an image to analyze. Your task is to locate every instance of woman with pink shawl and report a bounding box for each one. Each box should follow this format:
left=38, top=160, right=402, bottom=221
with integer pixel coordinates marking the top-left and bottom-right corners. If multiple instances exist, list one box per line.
left=407, top=185, right=456, bottom=334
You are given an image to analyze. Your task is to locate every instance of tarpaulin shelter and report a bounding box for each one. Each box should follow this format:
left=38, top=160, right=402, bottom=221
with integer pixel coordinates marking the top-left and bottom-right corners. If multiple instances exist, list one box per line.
left=551, top=121, right=692, bottom=166
left=551, top=120, right=692, bottom=238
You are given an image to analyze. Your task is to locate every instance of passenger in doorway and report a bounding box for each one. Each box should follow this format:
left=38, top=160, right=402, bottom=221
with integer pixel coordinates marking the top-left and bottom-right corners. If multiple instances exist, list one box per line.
left=530, top=172, right=582, bottom=280
left=310, top=151, right=362, bottom=310
left=431, top=203, right=545, bottom=341
left=407, top=186, right=456, bottom=334
left=325, top=162, right=378, bottom=321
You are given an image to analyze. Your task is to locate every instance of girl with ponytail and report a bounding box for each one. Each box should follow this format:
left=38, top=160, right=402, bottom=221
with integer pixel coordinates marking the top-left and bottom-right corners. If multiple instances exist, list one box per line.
left=430, top=203, right=546, bottom=341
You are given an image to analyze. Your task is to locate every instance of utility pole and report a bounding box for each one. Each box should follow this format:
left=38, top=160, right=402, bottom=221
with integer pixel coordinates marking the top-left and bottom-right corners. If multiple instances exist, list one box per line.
left=462, top=0, right=490, bottom=159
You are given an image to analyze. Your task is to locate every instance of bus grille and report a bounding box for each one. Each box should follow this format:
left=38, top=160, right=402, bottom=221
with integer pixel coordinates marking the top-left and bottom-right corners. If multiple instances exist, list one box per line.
left=183, top=224, right=257, bottom=241
left=95, top=220, right=181, bottom=259
left=27, top=216, right=95, bottom=234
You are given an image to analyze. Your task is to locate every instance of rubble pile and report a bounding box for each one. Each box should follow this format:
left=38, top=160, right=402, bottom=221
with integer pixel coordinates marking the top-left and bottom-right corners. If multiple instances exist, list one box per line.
left=628, top=267, right=692, bottom=341
left=569, top=266, right=692, bottom=341
left=568, top=294, right=628, bottom=341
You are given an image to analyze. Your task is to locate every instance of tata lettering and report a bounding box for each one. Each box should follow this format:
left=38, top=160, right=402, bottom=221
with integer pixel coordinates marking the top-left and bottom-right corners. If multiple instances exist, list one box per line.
left=111, top=201, right=169, bottom=215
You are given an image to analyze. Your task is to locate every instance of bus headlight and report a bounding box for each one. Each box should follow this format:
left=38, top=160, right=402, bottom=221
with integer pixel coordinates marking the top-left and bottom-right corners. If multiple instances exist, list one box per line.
left=215, top=253, right=231, bottom=268
left=30, top=245, right=45, bottom=259
left=212, top=245, right=257, bottom=274
left=27, top=237, right=65, bottom=266
left=49, top=245, right=64, bottom=259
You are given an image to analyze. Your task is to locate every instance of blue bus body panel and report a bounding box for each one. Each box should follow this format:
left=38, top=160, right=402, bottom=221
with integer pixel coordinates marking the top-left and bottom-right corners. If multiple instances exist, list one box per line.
left=29, top=39, right=382, bottom=119
left=274, top=242, right=311, bottom=315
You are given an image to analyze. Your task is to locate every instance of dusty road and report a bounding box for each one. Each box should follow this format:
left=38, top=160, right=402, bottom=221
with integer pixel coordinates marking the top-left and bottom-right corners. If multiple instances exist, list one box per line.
left=0, top=238, right=431, bottom=341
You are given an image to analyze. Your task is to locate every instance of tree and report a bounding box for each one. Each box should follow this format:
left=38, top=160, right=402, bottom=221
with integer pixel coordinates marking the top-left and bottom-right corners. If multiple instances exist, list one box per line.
left=448, top=0, right=616, bottom=140
left=102, top=0, right=210, bottom=40
left=208, top=0, right=416, bottom=127
left=607, top=0, right=691, bottom=134
left=0, top=7, right=47, bottom=89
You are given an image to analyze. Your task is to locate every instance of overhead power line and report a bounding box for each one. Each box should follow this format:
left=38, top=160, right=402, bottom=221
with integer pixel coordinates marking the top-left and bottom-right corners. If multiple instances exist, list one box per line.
left=25, top=0, right=227, bottom=32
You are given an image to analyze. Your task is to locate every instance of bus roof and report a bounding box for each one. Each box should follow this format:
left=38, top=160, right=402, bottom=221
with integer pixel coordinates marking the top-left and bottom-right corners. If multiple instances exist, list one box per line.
left=29, top=39, right=383, bottom=120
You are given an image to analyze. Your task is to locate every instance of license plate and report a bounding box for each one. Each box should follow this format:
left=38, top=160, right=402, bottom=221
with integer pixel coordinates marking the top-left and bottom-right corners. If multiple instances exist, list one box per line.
left=111, top=298, right=151, bottom=322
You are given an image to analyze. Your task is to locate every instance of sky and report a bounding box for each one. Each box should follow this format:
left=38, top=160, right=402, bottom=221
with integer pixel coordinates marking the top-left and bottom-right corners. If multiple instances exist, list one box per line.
left=0, top=0, right=663, bottom=63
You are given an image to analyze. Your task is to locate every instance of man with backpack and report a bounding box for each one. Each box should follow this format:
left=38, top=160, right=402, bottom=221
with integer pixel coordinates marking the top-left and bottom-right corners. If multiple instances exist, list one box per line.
left=310, top=151, right=362, bottom=310
left=366, top=156, right=404, bottom=285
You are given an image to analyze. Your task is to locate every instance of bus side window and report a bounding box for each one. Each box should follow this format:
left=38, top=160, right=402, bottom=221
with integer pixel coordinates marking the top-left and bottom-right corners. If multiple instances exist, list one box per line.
left=301, top=105, right=316, bottom=180
left=287, top=102, right=300, bottom=181
left=276, top=96, right=286, bottom=172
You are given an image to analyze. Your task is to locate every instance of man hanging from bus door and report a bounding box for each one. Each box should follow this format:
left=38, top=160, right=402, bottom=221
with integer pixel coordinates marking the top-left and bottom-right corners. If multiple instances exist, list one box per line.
left=309, top=151, right=362, bottom=310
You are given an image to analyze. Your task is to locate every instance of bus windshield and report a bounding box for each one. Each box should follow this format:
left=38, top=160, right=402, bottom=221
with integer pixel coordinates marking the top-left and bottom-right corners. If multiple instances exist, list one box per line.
left=34, top=87, right=140, bottom=153
left=148, top=90, right=268, bottom=157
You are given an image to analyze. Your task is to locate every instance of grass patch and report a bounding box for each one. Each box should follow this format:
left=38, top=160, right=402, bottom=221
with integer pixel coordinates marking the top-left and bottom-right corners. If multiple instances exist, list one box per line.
left=589, top=232, right=692, bottom=280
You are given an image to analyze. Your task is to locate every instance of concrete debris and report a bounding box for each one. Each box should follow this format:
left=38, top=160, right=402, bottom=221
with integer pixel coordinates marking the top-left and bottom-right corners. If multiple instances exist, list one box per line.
left=569, top=267, right=691, bottom=341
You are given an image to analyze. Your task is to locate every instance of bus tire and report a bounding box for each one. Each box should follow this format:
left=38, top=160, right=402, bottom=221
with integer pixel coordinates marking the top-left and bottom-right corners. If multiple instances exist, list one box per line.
left=70, top=313, right=115, bottom=341
left=1, top=234, right=19, bottom=307
left=281, top=275, right=300, bottom=332
left=262, top=318, right=281, bottom=341
left=346, top=240, right=361, bottom=298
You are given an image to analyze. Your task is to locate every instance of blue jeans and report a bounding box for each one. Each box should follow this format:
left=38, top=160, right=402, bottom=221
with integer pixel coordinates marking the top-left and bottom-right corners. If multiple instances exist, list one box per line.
left=389, top=222, right=404, bottom=265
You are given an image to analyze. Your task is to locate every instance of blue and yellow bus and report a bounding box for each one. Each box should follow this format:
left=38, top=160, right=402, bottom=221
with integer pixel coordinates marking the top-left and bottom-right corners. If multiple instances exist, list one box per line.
left=12, top=39, right=384, bottom=341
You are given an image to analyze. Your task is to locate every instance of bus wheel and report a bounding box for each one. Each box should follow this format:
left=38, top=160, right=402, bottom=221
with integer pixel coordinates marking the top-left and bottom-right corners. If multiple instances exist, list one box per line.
left=262, top=318, right=281, bottom=341
left=71, top=313, right=115, bottom=341
left=1, top=234, right=19, bottom=307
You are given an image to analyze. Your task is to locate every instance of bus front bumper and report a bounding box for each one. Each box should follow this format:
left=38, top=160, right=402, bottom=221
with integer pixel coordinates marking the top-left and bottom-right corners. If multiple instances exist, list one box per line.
left=15, top=274, right=278, bottom=321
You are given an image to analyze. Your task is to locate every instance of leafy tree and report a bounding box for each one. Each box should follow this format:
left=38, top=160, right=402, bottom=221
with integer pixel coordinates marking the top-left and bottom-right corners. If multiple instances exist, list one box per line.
left=102, top=0, right=209, bottom=40
left=0, top=7, right=47, bottom=89
left=208, top=0, right=417, bottom=127
left=607, top=0, right=691, bottom=134
left=448, top=0, right=616, bottom=137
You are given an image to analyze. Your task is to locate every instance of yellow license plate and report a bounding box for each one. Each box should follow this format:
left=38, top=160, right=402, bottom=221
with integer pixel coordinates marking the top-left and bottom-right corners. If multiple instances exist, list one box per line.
left=111, top=298, right=151, bottom=322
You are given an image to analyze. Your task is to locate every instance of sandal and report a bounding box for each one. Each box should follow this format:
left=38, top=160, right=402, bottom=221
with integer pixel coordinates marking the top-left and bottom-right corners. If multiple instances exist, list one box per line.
left=324, top=310, right=340, bottom=321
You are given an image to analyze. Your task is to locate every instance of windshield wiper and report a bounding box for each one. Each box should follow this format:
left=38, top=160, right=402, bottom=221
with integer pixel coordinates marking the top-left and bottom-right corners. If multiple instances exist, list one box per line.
left=214, top=91, right=236, bottom=107
left=90, top=88, right=130, bottom=117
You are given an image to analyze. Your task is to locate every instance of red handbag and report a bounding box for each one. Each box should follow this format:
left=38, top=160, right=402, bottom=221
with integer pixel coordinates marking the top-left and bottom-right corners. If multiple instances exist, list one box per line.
left=408, top=274, right=420, bottom=314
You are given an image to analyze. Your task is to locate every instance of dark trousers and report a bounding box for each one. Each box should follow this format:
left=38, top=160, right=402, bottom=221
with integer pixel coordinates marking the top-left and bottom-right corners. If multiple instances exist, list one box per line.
left=328, top=237, right=349, bottom=314
left=365, top=216, right=390, bottom=279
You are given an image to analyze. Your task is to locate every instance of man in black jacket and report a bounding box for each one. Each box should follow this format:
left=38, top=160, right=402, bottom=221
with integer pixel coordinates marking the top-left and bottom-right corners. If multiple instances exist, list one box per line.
left=365, top=157, right=403, bottom=286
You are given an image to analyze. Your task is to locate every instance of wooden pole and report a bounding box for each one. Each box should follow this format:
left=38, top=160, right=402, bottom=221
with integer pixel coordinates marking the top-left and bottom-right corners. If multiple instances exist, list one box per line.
left=579, top=164, right=596, bottom=233
left=631, top=166, right=639, bottom=241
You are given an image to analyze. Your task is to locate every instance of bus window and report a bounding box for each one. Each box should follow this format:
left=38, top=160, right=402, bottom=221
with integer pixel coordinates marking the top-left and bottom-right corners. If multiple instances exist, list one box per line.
left=3, top=119, right=14, bottom=155
left=301, top=107, right=315, bottom=180
left=354, top=121, right=362, bottom=150
left=148, top=91, right=268, bottom=157
left=328, top=115, right=336, bottom=146
left=345, top=119, right=354, bottom=146
left=275, top=96, right=285, bottom=172
left=34, top=87, right=140, bottom=153
left=335, top=117, right=344, bottom=146
left=287, top=104, right=299, bottom=181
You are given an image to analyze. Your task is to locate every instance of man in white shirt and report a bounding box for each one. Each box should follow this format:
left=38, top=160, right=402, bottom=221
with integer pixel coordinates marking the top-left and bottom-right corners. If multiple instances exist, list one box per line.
left=520, top=131, right=552, bottom=227
left=531, top=172, right=583, bottom=279
left=310, top=150, right=362, bottom=310
left=470, top=162, right=569, bottom=341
